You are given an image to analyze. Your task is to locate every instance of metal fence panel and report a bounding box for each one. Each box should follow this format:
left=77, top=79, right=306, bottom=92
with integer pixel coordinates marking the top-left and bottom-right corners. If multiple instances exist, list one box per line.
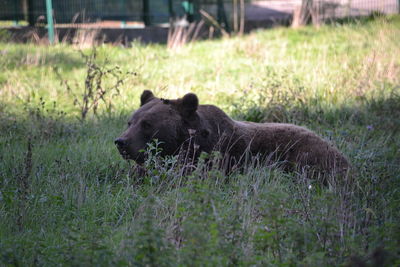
left=0, top=0, right=25, bottom=21
left=0, top=0, right=398, bottom=26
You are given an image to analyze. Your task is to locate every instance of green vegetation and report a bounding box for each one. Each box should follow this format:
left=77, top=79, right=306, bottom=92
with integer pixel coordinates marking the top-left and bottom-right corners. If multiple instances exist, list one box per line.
left=1, top=16, right=400, bottom=266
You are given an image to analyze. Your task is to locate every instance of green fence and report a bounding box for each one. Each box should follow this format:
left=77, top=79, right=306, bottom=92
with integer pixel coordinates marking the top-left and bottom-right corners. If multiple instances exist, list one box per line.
left=0, top=0, right=399, bottom=28
left=0, top=0, right=398, bottom=45
left=0, top=0, right=203, bottom=26
left=0, top=0, right=25, bottom=21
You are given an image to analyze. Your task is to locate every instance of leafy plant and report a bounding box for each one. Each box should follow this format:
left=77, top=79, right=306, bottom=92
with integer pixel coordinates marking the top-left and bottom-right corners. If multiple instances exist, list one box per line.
left=55, top=48, right=135, bottom=120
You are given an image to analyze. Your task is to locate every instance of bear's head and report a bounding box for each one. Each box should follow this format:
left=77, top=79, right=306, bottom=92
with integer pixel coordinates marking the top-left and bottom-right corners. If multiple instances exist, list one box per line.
left=115, top=90, right=201, bottom=163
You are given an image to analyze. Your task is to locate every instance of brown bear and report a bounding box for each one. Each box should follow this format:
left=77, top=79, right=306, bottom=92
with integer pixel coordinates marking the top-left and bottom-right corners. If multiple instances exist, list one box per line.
left=115, top=90, right=349, bottom=175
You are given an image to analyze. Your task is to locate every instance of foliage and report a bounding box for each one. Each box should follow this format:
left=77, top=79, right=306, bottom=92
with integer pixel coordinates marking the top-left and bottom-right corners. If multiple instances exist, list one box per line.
left=54, top=49, right=135, bottom=120
left=1, top=15, right=400, bottom=266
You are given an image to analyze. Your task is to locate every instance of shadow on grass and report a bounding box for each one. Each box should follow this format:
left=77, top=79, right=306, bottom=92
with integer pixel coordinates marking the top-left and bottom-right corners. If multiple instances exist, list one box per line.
left=231, top=90, right=400, bottom=133
left=0, top=47, right=85, bottom=71
left=0, top=90, right=398, bottom=174
left=1, top=93, right=399, bottom=267
left=1, top=83, right=399, bottom=145
left=324, top=11, right=400, bottom=26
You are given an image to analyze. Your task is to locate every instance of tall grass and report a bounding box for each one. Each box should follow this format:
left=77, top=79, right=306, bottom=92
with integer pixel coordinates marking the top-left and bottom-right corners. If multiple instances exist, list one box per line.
left=1, top=15, right=399, bottom=266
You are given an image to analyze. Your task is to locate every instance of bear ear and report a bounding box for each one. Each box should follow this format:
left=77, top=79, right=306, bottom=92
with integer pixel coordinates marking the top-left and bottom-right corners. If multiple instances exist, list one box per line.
left=180, top=93, right=198, bottom=117
left=140, top=90, right=155, bottom=106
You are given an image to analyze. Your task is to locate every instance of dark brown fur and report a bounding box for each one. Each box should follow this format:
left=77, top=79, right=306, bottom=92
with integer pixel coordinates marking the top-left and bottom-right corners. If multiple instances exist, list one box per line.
left=115, top=90, right=349, bottom=175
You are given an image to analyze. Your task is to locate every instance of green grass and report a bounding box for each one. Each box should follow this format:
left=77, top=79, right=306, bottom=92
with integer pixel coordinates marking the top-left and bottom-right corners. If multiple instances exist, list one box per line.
left=1, top=15, right=400, bottom=266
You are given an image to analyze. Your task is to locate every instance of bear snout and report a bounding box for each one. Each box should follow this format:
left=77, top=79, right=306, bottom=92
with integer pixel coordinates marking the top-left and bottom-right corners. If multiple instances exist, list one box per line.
left=114, top=138, right=127, bottom=148
left=114, top=137, right=146, bottom=163
left=114, top=137, right=131, bottom=159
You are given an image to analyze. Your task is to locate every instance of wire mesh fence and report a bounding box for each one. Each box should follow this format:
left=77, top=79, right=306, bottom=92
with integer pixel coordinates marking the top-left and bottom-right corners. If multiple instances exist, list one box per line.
left=290, top=0, right=399, bottom=27
left=0, top=0, right=398, bottom=28
left=0, top=0, right=197, bottom=26
left=0, top=0, right=398, bottom=46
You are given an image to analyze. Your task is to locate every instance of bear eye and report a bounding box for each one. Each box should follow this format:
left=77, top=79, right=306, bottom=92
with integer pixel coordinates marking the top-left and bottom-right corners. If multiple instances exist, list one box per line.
left=141, top=120, right=151, bottom=130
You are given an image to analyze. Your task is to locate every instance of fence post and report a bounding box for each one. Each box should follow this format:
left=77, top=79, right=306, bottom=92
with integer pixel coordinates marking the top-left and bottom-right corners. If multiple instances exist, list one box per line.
left=168, top=0, right=175, bottom=19
left=217, top=0, right=230, bottom=33
left=27, top=0, right=35, bottom=26
left=13, top=0, right=19, bottom=25
left=143, top=0, right=151, bottom=26
left=45, top=0, right=55, bottom=44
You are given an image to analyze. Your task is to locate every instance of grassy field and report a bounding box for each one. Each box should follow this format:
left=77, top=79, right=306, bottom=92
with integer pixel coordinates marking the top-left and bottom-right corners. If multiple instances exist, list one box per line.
left=1, top=15, right=400, bottom=266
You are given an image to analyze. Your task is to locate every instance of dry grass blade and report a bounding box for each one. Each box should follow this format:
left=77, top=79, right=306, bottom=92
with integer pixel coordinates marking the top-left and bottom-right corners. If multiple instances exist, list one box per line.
left=19, top=138, right=33, bottom=197
left=199, top=9, right=230, bottom=37
left=61, top=12, right=81, bottom=43
left=168, top=19, right=204, bottom=50
left=72, top=29, right=102, bottom=49
left=16, top=138, right=33, bottom=231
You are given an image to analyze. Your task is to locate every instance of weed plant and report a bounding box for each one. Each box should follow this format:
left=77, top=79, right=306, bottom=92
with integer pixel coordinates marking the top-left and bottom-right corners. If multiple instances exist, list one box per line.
left=0, top=16, right=400, bottom=266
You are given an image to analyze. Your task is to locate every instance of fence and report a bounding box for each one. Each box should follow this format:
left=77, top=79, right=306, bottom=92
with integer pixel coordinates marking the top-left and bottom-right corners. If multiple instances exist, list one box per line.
left=0, top=0, right=202, bottom=26
left=0, top=0, right=399, bottom=44
left=296, top=0, right=399, bottom=25
left=1, top=0, right=399, bottom=26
